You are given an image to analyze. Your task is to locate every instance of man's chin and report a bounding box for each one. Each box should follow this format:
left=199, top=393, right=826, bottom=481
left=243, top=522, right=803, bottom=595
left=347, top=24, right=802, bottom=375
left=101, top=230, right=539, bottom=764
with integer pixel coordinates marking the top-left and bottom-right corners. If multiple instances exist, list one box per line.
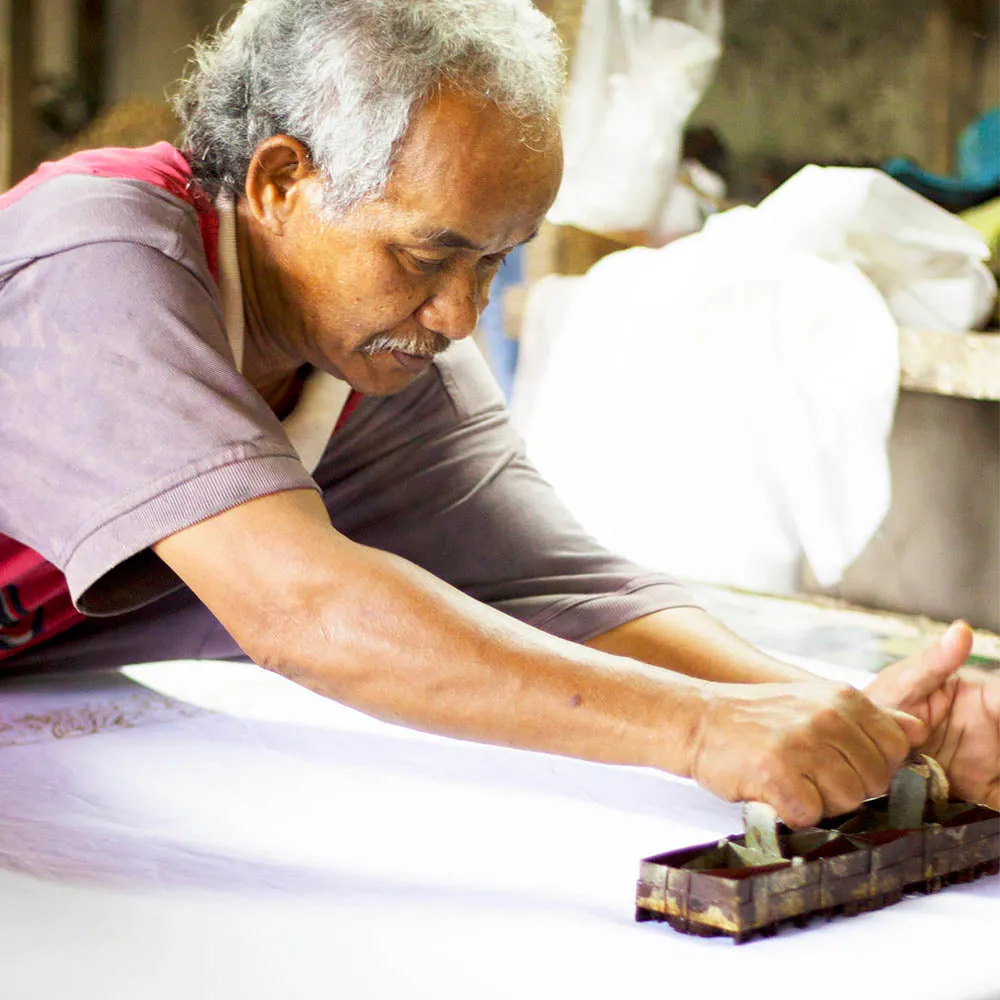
left=347, top=355, right=434, bottom=397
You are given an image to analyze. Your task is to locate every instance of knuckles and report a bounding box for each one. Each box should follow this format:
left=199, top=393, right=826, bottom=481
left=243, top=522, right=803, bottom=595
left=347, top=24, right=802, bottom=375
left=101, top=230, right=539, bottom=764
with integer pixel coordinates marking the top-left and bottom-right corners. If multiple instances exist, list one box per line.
left=707, top=681, right=909, bottom=829
left=815, top=684, right=865, bottom=722
left=827, top=787, right=867, bottom=817
left=781, top=803, right=823, bottom=830
left=768, top=684, right=869, bottom=743
left=766, top=782, right=822, bottom=829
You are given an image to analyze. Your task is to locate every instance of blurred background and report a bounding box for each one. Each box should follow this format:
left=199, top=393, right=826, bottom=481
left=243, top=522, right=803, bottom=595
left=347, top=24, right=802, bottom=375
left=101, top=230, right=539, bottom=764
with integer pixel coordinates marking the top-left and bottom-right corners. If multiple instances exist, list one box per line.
left=1, top=1, right=996, bottom=193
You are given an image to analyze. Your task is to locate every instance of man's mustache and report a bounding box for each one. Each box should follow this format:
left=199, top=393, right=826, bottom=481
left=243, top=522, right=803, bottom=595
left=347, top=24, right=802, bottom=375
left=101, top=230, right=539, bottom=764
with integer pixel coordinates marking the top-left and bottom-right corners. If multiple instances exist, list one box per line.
left=359, top=329, right=452, bottom=357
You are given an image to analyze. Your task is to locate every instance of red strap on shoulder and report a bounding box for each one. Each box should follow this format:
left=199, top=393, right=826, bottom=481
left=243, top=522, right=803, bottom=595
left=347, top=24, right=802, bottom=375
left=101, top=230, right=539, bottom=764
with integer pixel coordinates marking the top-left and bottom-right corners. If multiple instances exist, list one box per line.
left=0, top=142, right=220, bottom=280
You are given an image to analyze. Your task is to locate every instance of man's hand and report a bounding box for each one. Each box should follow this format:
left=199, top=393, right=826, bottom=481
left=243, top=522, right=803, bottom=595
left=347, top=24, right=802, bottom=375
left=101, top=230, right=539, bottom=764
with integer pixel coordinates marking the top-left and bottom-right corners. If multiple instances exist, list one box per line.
left=688, top=680, right=925, bottom=828
left=866, top=622, right=1000, bottom=809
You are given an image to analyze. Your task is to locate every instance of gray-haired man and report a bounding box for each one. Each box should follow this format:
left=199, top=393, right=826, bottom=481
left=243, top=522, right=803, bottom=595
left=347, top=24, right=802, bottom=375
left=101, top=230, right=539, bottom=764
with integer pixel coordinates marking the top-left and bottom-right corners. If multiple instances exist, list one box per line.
left=1, top=0, right=996, bottom=827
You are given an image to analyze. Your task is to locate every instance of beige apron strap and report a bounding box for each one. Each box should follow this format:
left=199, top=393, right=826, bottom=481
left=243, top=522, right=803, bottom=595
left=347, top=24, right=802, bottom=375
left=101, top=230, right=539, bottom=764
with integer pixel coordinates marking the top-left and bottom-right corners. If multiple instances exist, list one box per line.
left=215, top=192, right=245, bottom=373
left=215, top=192, right=348, bottom=474
left=281, top=369, right=352, bottom=473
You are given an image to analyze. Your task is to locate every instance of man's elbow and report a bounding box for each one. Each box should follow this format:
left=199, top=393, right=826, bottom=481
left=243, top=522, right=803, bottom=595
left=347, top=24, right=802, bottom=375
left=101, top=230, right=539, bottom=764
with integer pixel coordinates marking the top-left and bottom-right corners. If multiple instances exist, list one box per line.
left=233, top=590, right=373, bottom=702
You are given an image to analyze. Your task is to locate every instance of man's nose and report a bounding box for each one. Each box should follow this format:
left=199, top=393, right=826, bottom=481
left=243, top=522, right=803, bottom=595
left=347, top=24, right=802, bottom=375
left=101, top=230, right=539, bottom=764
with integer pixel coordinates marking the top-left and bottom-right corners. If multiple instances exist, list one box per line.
left=415, top=269, right=482, bottom=341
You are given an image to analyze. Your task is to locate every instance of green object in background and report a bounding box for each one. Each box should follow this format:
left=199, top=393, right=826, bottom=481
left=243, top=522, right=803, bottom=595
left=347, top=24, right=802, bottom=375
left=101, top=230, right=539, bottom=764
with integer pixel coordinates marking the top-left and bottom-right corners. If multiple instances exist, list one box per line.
left=961, top=197, right=1000, bottom=260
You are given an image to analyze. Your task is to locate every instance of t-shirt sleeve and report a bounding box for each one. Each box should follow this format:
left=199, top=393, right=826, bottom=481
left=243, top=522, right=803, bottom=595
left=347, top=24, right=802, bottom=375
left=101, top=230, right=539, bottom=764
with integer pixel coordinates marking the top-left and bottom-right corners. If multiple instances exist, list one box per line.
left=0, top=240, right=317, bottom=616
left=315, top=340, right=699, bottom=643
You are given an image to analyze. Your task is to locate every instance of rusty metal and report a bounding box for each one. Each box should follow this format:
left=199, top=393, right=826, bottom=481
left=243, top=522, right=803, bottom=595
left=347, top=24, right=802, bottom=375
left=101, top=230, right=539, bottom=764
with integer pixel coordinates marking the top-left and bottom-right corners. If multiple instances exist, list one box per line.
left=635, top=756, right=1000, bottom=943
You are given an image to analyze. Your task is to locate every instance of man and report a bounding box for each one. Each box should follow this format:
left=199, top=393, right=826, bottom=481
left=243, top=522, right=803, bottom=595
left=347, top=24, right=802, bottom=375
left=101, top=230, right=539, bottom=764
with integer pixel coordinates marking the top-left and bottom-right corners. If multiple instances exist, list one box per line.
left=0, top=0, right=996, bottom=829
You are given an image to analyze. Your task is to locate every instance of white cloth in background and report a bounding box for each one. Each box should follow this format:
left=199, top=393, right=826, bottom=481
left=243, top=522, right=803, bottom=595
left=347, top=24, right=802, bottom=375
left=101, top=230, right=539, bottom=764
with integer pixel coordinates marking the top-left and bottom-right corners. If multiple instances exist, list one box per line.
left=1, top=659, right=998, bottom=1000
left=511, top=233, right=899, bottom=592
left=548, top=0, right=723, bottom=233
left=655, top=159, right=728, bottom=244
left=716, top=165, right=998, bottom=332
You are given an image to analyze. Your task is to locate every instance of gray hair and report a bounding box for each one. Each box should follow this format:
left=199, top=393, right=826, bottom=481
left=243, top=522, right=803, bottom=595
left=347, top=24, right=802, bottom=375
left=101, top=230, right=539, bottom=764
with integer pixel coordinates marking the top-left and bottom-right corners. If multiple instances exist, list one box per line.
left=174, top=0, right=564, bottom=214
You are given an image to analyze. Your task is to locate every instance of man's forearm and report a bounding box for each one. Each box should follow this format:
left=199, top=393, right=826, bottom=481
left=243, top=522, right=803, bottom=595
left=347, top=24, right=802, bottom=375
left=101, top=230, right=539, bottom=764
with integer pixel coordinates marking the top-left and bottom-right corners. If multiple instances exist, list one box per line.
left=155, top=489, right=707, bottom=775
left=235, top=556, right=916, bottom=825
left=276, top=547, right=717, bottom=771
left=586, top=607, right=817, bottom=685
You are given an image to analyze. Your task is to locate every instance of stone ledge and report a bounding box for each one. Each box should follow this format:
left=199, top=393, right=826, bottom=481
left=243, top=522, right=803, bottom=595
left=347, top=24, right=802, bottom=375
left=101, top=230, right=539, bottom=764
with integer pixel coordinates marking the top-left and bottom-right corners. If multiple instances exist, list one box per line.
left=899, top=327, right=1000, bottom=401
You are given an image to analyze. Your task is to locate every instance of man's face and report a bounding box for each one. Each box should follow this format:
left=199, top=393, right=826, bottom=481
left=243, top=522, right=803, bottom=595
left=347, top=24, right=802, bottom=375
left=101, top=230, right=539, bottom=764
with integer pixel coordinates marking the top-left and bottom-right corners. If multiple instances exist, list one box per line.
left=267, top=87, right=563, bottom=396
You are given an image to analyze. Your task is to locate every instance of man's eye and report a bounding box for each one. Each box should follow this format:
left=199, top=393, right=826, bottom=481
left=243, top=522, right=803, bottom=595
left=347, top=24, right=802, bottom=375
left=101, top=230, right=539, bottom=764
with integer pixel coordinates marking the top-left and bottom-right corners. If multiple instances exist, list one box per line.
left=481, top=253, right=508, bottom=270
left=405, top=251, right=448, bottom=273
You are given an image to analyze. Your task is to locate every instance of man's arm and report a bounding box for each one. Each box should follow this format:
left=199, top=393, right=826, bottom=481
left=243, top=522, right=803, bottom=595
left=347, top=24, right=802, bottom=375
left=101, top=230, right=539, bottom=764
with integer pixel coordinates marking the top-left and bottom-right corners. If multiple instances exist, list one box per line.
left=589, top=605, right=1000, bottom=810
left=586, top=607, right=816, bottom=684
left=154, top=488, right=923, bottom=828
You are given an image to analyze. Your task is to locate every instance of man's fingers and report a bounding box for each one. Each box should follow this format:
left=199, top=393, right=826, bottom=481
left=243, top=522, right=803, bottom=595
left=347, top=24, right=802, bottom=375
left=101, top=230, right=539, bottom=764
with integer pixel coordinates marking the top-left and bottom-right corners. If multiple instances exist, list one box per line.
left=883, top=707, right=928, bottom=747
left=868, top=621, right=973, bottom=710
left=833, top=686, right=912, bottom=775
left=813, top=751, right=869, bottom=818
left=985, top=780, right=1000, bottom=813
left=769, top=775, right=824, bottom=830
left=694, top=678, right=954, bottom=830
left=837, top=716, right=899, bottom=799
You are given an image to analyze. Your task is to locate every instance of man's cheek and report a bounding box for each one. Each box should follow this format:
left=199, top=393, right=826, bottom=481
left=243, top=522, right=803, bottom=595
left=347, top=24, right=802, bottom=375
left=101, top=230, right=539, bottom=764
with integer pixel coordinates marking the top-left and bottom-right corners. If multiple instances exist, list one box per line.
left=369, top=283, right=429, bottom=331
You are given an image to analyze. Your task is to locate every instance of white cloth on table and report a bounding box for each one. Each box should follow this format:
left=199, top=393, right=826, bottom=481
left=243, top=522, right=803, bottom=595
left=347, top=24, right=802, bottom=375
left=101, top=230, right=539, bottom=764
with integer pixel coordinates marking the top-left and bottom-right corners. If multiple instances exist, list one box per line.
left=1, top=659, right=997, bottom=1000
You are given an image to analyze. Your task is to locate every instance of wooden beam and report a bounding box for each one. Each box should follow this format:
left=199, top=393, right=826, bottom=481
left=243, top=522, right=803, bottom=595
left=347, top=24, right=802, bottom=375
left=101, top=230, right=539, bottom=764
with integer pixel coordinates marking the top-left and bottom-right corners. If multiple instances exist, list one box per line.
left=0, top=0, right=34, bottom=188
left=924, top=0, right=992, bottom=176
left=898, top=326, right=1000, bottom=401
left=77, top=0, right=106, bottom=118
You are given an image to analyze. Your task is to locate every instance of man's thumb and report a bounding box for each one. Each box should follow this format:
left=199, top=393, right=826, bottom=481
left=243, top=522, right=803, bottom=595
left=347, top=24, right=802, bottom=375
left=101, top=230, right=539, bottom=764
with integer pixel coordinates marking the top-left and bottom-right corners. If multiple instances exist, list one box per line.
left=884, top=707, right=927, bottom=747
left=870, top=620, right=973, bottom=708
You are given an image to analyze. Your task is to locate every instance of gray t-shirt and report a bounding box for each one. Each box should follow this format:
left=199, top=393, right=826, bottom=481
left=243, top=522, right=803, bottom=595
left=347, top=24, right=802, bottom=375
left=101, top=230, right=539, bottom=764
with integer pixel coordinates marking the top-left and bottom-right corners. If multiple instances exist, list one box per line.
left=0, top=169, right=694, bottom=645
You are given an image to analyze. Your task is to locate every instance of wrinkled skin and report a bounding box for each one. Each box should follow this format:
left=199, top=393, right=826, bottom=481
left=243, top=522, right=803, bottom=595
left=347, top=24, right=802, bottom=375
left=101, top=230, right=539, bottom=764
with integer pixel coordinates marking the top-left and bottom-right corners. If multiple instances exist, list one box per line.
left=235, top=84, right=563, bottom=404
left=867, top=621, right=1000, bottom=808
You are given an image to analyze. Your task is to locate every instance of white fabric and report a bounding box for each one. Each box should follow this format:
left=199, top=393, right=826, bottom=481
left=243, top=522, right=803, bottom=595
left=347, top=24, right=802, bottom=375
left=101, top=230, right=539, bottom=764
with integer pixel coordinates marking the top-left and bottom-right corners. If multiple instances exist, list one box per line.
left=511, top=233, right=899, bottom=592
left=714, top=165, right=997, bottom=332
left=215, top=193, right=350, bottom=473
left=513, top=166, right=1000, bottom=593
left=548, top=0, right=722, bottom=233
left=655, top=159, right=727, bottom=243
left=2, top=658, right=998, bottom=1000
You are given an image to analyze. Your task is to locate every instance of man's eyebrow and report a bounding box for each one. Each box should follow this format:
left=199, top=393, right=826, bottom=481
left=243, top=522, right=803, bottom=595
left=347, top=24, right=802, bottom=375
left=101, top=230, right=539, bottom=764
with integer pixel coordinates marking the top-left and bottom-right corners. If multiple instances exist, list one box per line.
left=409, top=228, right=542, bottom=252
left=411, top=229, right=486, bottom=252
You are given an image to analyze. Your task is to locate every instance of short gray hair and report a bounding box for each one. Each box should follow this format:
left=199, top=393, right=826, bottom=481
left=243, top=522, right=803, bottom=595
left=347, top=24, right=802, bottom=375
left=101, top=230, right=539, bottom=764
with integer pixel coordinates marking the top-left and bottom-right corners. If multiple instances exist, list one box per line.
left=174, top=0, right=564, bottom=214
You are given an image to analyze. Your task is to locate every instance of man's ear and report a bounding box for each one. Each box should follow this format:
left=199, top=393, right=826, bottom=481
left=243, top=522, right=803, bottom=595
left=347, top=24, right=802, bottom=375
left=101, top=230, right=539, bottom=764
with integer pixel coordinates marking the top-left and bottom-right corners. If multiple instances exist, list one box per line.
left=244, top=135, right=317, bottom=235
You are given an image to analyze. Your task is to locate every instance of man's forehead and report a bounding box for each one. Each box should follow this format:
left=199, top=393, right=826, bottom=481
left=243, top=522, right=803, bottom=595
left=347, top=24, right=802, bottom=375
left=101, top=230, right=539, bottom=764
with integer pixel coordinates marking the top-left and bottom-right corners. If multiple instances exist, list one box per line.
left=369, top=87, right=562, bottom=247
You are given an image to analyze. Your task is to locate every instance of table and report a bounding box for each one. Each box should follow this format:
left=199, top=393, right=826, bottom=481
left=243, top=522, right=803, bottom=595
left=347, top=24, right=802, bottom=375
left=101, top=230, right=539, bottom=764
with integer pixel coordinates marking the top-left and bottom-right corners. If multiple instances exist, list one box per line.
left=1, top=647, right=998, bottom=1000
